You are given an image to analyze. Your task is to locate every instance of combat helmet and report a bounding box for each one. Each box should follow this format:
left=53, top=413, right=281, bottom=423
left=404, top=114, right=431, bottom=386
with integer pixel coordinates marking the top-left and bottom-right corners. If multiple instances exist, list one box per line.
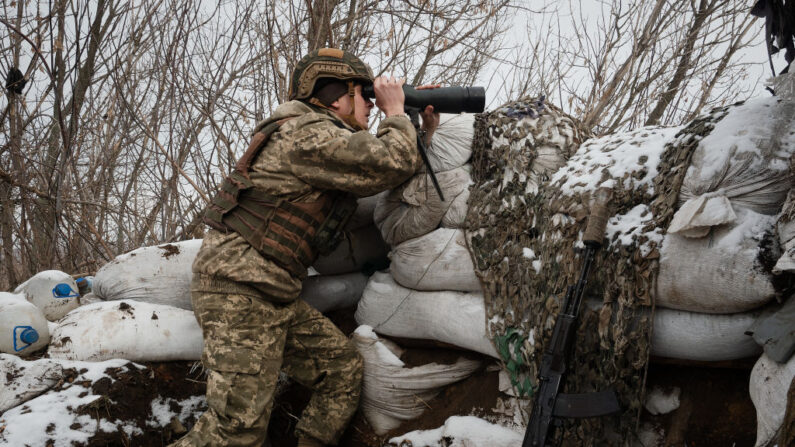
left=289, top=48, right=374, bottom=101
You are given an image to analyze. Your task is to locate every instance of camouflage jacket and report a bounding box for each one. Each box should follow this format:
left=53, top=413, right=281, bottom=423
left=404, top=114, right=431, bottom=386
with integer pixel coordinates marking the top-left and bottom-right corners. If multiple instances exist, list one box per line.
left=192, top=100, right=420, bottom=302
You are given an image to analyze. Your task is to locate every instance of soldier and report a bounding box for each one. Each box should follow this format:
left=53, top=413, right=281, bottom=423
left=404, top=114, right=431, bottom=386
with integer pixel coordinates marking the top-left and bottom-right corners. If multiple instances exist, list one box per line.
left=170, top=48, right=439, bottom=447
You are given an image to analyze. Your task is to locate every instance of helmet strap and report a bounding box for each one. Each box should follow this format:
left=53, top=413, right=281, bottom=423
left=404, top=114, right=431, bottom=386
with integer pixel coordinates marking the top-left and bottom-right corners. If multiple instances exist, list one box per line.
left=339, top=81, right=366, bottom=131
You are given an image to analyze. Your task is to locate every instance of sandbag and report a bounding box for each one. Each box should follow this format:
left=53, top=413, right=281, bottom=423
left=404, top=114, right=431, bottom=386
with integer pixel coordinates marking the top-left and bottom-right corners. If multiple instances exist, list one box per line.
left=0, top=292, right=50, bottom=357
left=93, top=239, right=202, bottom=311
left=655, top=208, right=779, bottom=313
left=774, top=190, right=795, bottom=273
left=312, top=224, right=390, bottom=275
left=374, top=167, right=471, bottom=246
left=650, top=307, right=762, bottom=362
left=355, top=272, right=498, bottom=357
left=346, top=193, right=385, bottom=231
left=14, top=270, right=79, bottom=321
left=353, top=325, right=480, bottom=435
left=669, top=97, right=795, bottom=237
left=441, top=182, right=470, bottom=228
left=426, top=113, right=476, bottom=172
left=48, top=300, right=202, bottom=362
left=750, top=353, right=795, bottom=447
left=357, top=273, right=764, bottom=362
left=299, top=271, right=369, bottom=313
left=389, top=228, right=481, bottom=292
left=0, top=354, right=63, bottom=413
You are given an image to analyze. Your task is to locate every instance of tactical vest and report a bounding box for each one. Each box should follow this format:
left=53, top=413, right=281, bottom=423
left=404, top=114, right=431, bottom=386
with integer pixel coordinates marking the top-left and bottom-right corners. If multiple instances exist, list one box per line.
left=204, top=119, right=357, bottom=278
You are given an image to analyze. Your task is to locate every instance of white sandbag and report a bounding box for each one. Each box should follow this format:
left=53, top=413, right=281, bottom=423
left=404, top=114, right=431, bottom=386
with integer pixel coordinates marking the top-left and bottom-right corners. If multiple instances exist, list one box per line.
left=0, top=354, right=63, bottom=413
left=14, top=270, right=79, bottom=321
left=355, top=272, right=497, bottom=357
left=774, top=190, right=795, bottom=274
left=346, top=193, right=385, bottom=231
left=426, top=113, right=476, bottom=172
left=750, top=353, right=795, bottom=447
left=47, top=300, right=202, bottom=362
left=655, top=208, right=778, bottom=313
left=441, top=183, right=470, bottom=228
left=650, top=307, right=761, bottom=361
left=357, top=274, right=762, bottom=363
left=93, top=239, right=202, bottom=311
left=353, top=326, right=481, bottom=435
left=389, top=228, right=481, bottom=292
left=374, top=167, right=471, bottom=246
left=312, top=224, right=390, bottom=275
left=670, top=97, right=795, bottom=237
left=0, top=292, right=50, bottom=357
left=299, top=271, right=369, bottom=313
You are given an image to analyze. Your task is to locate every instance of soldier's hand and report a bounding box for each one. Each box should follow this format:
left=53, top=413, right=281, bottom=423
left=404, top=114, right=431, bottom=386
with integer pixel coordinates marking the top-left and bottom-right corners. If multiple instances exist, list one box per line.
left=374, top=76, right=405, bottom=117
left=416, top=84, right=441, bottom=145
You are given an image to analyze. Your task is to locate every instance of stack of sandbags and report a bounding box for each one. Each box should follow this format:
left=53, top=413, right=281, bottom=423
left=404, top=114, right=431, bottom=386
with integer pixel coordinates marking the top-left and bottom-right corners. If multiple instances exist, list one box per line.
left=358, top=106, right=587, bottom=358
left=649, top=96, right=795, bottom=362
left=361, top=97, right=795, bottom=366
left=89, top=203, right=387, bottom=315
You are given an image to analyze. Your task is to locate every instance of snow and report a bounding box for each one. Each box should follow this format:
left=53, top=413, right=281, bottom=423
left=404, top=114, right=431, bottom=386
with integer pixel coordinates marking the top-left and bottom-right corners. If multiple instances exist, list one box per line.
left=604, top=204, right=664, bottom=256
left=644, top=386, right=681, bottom=415
left=389, top=415, right=523, bottom=447
left=148, top=395, right=206, bottom=428
left=522, top=247, right=536, bottom=259
left=691, top=97, right=793, bottom=182
left=550, top=126, right=682, bottom=196
left=0, top=358, right=141, bottom=447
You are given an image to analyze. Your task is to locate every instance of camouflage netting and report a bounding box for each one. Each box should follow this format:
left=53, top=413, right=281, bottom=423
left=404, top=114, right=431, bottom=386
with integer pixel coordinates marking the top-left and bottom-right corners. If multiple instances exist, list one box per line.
left=464, top=97, right=738, bottom=445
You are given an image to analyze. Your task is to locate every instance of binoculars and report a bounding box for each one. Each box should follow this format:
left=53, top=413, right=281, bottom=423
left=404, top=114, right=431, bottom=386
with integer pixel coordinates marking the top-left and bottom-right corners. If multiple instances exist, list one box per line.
left=361, top=84, right=486, bottom=114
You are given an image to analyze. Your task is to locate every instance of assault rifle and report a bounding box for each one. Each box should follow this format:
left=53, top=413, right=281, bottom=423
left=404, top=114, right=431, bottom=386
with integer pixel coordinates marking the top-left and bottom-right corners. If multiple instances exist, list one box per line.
left=522, top=193, right=621, bottom=447
left=361, top=84, right=486, bottom=201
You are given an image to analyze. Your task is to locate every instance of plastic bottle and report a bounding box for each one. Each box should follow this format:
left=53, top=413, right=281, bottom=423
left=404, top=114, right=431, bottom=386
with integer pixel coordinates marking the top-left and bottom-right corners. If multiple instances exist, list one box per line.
left=0, top=292, right=50, bottom=356
left=14, top=270, right=80, bottom=321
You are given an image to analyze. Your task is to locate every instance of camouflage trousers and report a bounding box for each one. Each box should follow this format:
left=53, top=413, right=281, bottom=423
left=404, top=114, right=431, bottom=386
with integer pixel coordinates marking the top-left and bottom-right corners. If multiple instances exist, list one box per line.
left=170, top=274, right=363, bottom=447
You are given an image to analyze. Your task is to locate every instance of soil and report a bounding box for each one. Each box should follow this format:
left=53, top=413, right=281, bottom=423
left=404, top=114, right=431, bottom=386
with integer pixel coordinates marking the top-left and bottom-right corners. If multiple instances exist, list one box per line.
left=21, top=307, right=764, bottom=447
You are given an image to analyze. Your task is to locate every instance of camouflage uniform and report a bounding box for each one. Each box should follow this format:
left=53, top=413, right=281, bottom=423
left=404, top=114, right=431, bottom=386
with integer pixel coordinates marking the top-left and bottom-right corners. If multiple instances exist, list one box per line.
left=170, top=99, right=419, bottom=447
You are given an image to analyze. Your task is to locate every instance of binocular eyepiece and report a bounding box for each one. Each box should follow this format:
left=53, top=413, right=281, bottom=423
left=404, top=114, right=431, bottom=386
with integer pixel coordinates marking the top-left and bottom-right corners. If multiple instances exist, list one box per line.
left=361, top=84, right=486, bottom=114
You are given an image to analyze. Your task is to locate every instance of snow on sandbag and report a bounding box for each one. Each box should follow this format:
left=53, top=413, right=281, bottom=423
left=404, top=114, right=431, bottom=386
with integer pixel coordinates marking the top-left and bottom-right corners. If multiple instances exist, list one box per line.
left=352, top=326, right=481, bottom=435
left=0, top=354, right=63, bottom=413
left=655, top=207, right=779, bottom=314
left=388, top=415, right=522, bottom=447
left=355, top=272, right=497, bottom=357
left=426, top=113, right=476, bottom=172
left=668, top=97, right=795, bottom=237
left=300, top=271, right=369, bottom=313
left=48, top=300, right=202, bottom=362
left=93, top=239, right=202, bottom=311
left=390, top=228, right=481, bottom=292
left=650, top=306, right=762, bottom=362
left=374, top=167, right=471, bottom=246
left=0, top=293, right=50, bottom=357
left=312, top=224, right=390, bottom=275
left=750, top=353, right=795, bottom=447
left=14, top=270, right=79, bottom=321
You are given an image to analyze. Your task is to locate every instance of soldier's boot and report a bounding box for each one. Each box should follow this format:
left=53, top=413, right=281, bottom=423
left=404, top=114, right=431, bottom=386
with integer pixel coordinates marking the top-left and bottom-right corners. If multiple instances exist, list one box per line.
left=296, top=436, right=325, bottom=447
